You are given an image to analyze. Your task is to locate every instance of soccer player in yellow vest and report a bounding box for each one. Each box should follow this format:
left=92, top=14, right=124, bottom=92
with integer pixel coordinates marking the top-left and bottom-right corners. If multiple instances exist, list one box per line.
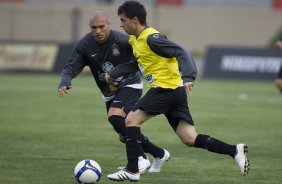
left=106, top=1, right=250, bottom=181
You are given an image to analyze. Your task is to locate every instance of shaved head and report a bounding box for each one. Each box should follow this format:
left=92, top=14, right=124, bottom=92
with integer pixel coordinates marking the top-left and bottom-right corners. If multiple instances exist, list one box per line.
left=89, top=11, right=109, bottom=24
left=89, top=11, right=110, bottom=43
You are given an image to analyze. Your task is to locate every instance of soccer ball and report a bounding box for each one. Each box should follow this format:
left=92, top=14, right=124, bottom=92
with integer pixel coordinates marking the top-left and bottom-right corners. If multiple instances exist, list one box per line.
left=74, top=159, right=102, bottom=184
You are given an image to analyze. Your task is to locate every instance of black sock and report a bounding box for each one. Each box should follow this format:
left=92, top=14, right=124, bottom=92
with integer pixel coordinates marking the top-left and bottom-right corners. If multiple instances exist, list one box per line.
left=126, top=126, right=142, bottom=173
left=194, top=134, right=236, bottom=158
left=108, top=116, right=147, bottom=159
left=140, top=135, right=164, bottom=158
left=108, top=115, right=126, bottom=139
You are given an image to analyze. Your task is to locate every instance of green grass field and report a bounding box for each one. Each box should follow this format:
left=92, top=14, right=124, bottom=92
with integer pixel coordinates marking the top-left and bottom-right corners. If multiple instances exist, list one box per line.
left=0, top=73, right=281, bottom=184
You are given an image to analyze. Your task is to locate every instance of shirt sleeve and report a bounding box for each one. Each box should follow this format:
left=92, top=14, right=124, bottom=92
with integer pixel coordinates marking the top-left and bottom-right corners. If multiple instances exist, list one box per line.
left=108, top=58, right=139, bottom=79
left=147, top=33, right=197, bottom=82
left=58, top=41, right=86, bottom=89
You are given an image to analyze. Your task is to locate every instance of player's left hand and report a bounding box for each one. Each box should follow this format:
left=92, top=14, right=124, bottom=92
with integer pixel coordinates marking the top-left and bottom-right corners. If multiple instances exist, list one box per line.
left=184, top=82, right=194, bottom=96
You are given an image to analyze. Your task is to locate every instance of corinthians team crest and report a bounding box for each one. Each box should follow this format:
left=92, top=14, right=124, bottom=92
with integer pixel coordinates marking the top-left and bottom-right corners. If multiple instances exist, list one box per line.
left=111, top=43, right=120, bottom=56
left=102, top=62, right=114, bottom=72
left=98, top=62, right=114, bottom=82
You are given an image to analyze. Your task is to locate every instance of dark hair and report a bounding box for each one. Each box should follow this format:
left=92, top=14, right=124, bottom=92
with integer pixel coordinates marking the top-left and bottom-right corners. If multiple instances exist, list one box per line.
left=118, top=1, right=147, bottom=25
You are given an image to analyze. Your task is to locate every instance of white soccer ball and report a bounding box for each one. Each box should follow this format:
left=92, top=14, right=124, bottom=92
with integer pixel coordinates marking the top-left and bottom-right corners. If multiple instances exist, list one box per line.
left=74, top=159, right=102, bottom=184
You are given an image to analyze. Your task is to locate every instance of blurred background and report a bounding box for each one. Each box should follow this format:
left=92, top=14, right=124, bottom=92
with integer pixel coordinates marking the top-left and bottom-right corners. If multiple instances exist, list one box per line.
left=0, top=0, right=282, bottom=79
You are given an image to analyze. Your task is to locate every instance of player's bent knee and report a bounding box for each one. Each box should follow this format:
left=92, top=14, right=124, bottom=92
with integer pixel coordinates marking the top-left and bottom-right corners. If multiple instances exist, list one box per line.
left=176, top=122, right=197, bottom=146
left=181, top=139, right=195, bottom=147
left=177, top=134, right=196, bottom=147
left=124, top=113, right=141, bottom=127
left=124, top=117, right=138, bottom=127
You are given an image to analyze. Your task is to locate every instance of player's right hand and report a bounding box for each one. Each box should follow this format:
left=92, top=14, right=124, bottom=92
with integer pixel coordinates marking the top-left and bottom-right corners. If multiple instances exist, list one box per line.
left=105, top=73, right=113, bottom=83
left=58, top=86, right=72, bottom=97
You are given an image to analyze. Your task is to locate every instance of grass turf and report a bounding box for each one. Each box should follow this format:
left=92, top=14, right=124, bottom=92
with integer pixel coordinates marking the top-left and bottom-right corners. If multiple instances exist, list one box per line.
left=0, top=73, right=281, bottom=184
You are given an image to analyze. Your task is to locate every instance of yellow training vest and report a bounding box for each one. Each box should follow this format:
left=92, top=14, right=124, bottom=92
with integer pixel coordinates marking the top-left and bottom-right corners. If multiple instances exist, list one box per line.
left=129, top=28, right=182, bottom=89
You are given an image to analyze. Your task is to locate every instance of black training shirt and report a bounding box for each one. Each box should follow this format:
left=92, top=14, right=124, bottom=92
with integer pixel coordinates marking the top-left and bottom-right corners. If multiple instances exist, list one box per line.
left=58, top=30, right=141, bottom=99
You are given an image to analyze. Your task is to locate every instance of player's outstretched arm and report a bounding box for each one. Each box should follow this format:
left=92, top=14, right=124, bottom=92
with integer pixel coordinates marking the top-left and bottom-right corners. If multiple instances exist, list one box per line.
left=58, top=86, right=72, bottom=97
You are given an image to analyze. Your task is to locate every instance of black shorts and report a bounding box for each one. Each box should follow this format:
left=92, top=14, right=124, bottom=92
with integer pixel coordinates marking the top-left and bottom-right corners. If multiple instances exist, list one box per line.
left=131, top=87, right=194, bottom=131
left=277, top=65, right=282, bottom=79
left=106, top=87, right=142, bottom=114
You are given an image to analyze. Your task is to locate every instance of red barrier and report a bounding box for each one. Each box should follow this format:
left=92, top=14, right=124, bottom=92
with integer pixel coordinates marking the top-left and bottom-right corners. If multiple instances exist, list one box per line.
left=156, top=0, right=183, bottom=6
left=273, top=0, right=282, bottom=9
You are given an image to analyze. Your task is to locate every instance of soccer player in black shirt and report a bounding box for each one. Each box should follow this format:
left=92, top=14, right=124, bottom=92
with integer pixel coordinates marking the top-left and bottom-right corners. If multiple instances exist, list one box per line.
left=58, top=11, right=170, bottom=173
left=106, top=1, right=250, bottom=182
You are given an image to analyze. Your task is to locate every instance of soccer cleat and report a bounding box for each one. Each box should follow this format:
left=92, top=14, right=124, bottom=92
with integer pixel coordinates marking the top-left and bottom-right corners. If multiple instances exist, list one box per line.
left=107, top=169, right=140, bottom=182
left=138, top=156, right=151, bottom=174
left=148, top=149, right=170, bottom=173
left=234, top=143, right=250, bottom=175
left=117, top=156, right=150, bottom=174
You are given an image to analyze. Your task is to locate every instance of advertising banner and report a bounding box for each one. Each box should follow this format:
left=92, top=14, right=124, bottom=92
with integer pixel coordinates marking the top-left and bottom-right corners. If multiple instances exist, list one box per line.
left=0, top=43, right=58, bottom=71
left=203, top=46, right=282, bottom=80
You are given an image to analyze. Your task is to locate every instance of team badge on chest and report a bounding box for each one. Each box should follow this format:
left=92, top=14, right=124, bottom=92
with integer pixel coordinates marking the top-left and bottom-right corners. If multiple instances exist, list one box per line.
left=102, top=62, right=114, bottom=72
left=111, top=43, right=120, bottom=56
